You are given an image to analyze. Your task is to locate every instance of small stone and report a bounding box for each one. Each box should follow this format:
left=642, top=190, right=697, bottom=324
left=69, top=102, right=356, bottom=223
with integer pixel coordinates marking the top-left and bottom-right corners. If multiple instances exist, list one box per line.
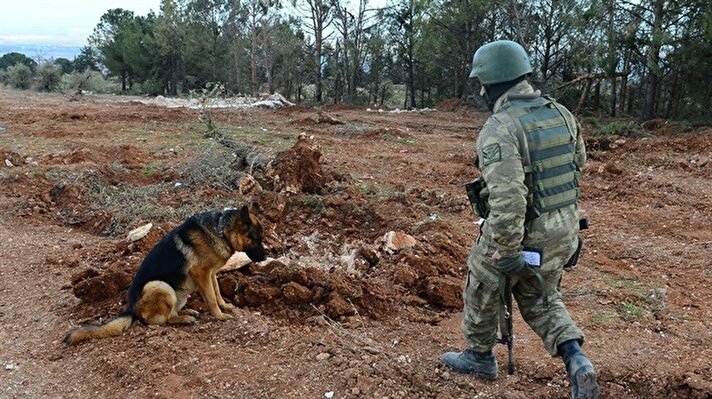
left=324, top=391, right=334, bottom=399
left=220, top=252, right=252, bottom=272
left=316, top=352, right=331, bottom=361
left=351, top=388, right=360, bottom=395
left=397, top=355, right=410, bottom=364
left=442, top=371, right=451, bottom=380
left=380, top=231, right=417, bottom=253
left=126, top=223, right=152, bottom=242
left=4, top=159, right=13, bottom=167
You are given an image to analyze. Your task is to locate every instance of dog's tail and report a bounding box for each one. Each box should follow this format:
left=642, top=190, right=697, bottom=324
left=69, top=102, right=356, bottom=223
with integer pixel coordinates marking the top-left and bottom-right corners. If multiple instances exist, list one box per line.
left=64, top=311, right=135, bottom=345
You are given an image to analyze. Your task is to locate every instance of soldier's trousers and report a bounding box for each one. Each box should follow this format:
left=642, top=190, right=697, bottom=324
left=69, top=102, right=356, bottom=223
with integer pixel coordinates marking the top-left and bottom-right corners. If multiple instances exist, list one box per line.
left=461, top=266, right=584, bottom=356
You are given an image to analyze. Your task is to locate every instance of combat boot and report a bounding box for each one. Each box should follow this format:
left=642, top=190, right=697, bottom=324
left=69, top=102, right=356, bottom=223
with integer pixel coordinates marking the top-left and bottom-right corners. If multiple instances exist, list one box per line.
left=558, top=340, right=600, bottom=399
left=442, top=349, right=498, bottom=380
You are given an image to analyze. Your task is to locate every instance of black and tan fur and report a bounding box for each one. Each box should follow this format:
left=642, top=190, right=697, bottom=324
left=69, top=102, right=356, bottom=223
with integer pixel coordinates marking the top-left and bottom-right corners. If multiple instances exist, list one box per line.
left=64, top=205, right=266, bottom=345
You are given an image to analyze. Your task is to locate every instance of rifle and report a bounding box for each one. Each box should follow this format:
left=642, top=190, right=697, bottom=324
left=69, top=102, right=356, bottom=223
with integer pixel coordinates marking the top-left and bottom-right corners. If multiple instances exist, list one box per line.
left=497, top=276, right=515, bottom=374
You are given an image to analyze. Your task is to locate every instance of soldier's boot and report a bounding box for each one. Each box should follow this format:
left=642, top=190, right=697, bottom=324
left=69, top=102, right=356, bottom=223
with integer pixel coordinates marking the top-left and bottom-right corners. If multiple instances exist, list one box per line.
left=442, top=349, right=497, bottom=380
left=558, top=340, right=600, bottom=399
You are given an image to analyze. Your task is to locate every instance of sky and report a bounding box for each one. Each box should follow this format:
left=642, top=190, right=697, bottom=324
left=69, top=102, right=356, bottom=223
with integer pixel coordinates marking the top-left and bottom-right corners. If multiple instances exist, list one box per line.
left=0, top=0, right=161, bottom=46
left=0, top=0, right=390, bottom=49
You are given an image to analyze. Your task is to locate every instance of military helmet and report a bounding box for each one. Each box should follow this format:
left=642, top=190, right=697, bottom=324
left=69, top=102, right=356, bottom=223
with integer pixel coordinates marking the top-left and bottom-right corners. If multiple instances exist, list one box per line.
left=469, top=40, right=532, bottom=85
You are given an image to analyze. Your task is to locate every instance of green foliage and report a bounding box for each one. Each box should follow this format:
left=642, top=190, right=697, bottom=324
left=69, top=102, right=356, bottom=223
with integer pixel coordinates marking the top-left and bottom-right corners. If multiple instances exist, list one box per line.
left=591, top=121, right=643, bottom=137
left=618, top=302, right=642, bottom=319
left=0, top=52, right=37, bottom=71
left=301, top=194, right=325, bottom=212
left=59, top=70, right=119, bottom=94
left=7, top=64, right=33, bottom=89
left=38, top=63, right=62, bottom=91
left=7, top=0, right=701, bottom=120
left=54, top=58, right=74, bottom=74
left=73, top=46, right=101, bottom=72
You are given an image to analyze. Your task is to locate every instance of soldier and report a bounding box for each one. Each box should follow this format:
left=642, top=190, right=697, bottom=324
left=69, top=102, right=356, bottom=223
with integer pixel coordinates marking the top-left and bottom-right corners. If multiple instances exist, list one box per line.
left=443, top=40, right=600, bottom=399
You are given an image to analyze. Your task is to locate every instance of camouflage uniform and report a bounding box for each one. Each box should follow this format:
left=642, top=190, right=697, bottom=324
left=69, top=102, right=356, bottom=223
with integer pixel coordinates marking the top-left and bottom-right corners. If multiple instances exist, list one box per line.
left=462, top=80, right=587, bottom=356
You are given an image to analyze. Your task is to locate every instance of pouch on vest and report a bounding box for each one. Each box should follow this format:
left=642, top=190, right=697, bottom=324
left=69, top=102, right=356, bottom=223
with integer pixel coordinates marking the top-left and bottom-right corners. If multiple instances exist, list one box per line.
left=465, top=177, right=490, bottom=218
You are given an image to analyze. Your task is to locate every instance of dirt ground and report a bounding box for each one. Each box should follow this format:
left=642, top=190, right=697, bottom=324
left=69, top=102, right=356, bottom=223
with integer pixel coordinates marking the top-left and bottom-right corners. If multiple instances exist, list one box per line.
left=0, top=87, right=710, bottom=399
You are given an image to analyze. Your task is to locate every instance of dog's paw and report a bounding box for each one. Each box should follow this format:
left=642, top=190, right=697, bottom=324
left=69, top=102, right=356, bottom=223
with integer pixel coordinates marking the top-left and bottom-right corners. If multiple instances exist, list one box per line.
left=180, top=308, right=200, bottom=317
left=220, top=302, right=236, bottom=311
left=214, top=312, right=233, bottom=321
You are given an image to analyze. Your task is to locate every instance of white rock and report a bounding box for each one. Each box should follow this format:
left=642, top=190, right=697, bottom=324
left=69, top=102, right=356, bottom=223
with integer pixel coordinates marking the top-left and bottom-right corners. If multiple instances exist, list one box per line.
left=316, top=352, right=331, bottom=361
left=324, top=392, right=334, bottom=399
left=220, top=252, right=252, bottom=272
left=4, top=159, right=13, bottom=167
left=126, top=223, right=153, bottom=242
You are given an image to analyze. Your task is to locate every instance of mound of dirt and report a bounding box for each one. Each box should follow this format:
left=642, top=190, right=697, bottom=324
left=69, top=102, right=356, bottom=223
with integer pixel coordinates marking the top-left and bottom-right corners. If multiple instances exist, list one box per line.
left=44, top=144, right=147, bottom=169
left=70, top=262, right=133, bottom=303
left=436, top=98, right=465, bottom=111
left=273, top=134, right=330, bottom=194
left=292, top=110, right=344, bottom=126
left=216, top=259, right=395, bottom=319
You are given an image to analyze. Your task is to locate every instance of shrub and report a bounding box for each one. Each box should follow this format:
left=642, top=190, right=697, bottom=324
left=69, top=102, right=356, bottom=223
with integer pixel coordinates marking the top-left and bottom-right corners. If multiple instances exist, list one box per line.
left=8, top=63, right=33, bottom=89
left=38, top=63, right=62, bottom=91
left=591, top=121, right=644, bottom=137
left=60, top=70, right=119, bottom=94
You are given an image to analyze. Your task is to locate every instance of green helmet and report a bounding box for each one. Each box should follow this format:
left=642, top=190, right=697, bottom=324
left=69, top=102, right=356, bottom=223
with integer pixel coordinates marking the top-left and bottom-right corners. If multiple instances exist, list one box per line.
left=469, top=40, right=532, bottom=85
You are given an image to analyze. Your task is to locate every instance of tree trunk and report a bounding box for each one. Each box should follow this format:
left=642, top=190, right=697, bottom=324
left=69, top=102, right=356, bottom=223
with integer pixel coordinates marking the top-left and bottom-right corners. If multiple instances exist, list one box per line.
left=665, top=69, right=678, bottom=119
left=576, top=79, right=593, bottom=114
left=619, top=49, right=631, bottom=115
left=608, top=0, right=617, bottom=117
left=643, top=0, right=664, bottom=120
left=250, top=12, right=258, bottom=96
left=407, top=0, right=416, bottom=109
left=232, top=37, right=241, bottom=94
left=314, top=21, right=323, bottom=102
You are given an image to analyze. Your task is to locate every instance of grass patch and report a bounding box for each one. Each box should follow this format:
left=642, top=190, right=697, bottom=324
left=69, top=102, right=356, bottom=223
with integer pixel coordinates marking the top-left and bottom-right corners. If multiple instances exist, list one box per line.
left=589, top=309, right=620, bottom=325
left=591, top=121, right=644, bottom=137
left=397, top=137, right=418, bottom=146
left=46, top=170, right=69, bottom=180
left=181, top=144, right=245, bottom=190
left=301, top=194, right=325, bottom=212
left=141, top=165, right=158, bottom=176
left=618, top=302, right=642, bottom=319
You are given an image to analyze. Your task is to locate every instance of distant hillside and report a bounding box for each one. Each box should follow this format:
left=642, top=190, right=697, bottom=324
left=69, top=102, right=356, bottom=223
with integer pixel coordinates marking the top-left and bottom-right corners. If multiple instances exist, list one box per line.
left=0, top=44, right=82, bottom=61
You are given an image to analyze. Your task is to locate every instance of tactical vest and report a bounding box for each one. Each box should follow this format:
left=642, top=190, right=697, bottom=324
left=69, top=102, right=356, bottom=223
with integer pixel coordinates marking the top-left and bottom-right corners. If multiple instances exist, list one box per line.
left=500, top=96, right=582, bottom=217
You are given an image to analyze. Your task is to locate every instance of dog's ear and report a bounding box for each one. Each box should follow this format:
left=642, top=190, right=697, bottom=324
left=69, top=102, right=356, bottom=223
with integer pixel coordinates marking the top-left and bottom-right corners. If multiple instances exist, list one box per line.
left=240, top=205, right=251, bottom=225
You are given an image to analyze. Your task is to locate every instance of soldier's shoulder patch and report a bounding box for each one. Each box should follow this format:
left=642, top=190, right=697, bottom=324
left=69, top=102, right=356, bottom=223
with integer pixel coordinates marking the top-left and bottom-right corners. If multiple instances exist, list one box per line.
left=481, top=143, right=501, bottom=166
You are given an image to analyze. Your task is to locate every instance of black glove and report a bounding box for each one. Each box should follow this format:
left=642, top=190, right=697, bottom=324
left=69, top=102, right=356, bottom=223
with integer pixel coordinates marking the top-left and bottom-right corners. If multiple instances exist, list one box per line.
left=495, top=254, right=526, bottom=276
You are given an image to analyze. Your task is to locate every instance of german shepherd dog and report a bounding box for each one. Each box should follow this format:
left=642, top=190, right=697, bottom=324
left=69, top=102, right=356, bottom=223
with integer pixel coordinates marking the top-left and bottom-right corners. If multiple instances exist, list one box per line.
left=64, top=205, right=266, bottom=345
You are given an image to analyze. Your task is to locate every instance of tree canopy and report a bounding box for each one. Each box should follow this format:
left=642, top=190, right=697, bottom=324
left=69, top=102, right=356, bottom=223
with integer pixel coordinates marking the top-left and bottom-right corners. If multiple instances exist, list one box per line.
left=3, top=0, right=710, bottom=120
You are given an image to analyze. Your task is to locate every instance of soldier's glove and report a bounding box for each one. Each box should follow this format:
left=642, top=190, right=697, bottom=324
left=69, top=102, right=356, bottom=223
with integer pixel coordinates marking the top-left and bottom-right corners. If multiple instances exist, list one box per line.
left=497, top=254, right=550, bottom=308
left=495, top=254, right=526, bottom=276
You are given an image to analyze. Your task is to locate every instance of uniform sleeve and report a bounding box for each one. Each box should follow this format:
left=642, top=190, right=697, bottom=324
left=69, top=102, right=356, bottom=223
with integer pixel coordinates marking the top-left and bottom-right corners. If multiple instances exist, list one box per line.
left=476, top=116, right=528, bottom=258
